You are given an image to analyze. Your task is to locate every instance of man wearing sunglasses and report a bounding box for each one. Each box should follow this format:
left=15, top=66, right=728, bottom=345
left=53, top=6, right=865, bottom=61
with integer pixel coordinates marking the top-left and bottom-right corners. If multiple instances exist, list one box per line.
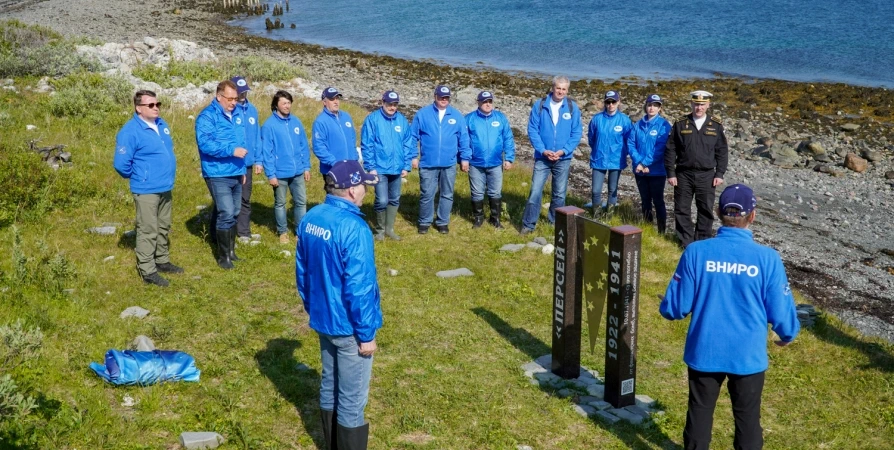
left=114, top=90, right=182, bottom=287
left=196, top=80, right=249, bottom=269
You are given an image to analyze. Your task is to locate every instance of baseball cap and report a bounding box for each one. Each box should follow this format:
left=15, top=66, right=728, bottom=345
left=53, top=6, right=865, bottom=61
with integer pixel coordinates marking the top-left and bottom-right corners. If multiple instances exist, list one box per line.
left=382, top=90, right=400, bottom=104
left=434, top=85, right=452, bottom=98
left=604, top=91, right=621, bottom=102
left=477, top=91, right=494, bottom=102
left=690, top=90, right=713, bottom=103
left=321, top=87, right=342, bottom=100
left=326, top=160, right=378, bottom=189
left=719, top=184, right=756, bottom=216
left=644, top=93, right=663, bottom=105
left=231, top=76, right=250, bottom=95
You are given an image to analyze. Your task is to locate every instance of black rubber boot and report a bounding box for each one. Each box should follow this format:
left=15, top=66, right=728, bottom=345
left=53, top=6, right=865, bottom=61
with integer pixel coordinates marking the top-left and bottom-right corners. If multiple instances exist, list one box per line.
left=488, top=197, right=503, bottom=229
left=374, top=210, right=386, bottom=241
left=472, top=200, right=484, bottom=228
left=336, top=422, right=369, bottom=450
left=216, top=229, right=233, bottom=270
left=320, top=409, right=337, bottom=450
left=384, top=205, right=401, bottom=240
left=657, top=217, right=667, bottom=235
left=228, top=227, right=240, bottom=262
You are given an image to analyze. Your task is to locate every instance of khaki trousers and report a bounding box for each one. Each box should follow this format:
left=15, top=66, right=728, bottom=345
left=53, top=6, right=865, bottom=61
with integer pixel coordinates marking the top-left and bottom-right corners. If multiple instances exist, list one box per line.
left=133, top=191, right=172, bottom=277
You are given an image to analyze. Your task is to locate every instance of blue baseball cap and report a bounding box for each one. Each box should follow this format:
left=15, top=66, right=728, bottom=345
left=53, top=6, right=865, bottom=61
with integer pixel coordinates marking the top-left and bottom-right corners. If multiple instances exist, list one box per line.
left=434, top=85, right=452, bottom=98
left=604, top=91, right=621, bottom=102
left=382, top=90, right=400, bottom=104
left=326, top=160, right=378, bottom=189
left=321, top=87, right=342, bottom=100
left=477, top=91, right=494, bottom=102
left=719, top=184, right=757, bottom=216
left=231, top=76, right=250, bottom=95
left=644, top=93, right=663, bottom=105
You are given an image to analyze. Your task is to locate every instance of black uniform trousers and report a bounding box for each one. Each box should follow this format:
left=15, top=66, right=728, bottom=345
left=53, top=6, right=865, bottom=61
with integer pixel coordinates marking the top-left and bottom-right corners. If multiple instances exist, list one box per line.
left=673, top=168, right=715, bottom=247
left=685, top=368, right=765, bottom=450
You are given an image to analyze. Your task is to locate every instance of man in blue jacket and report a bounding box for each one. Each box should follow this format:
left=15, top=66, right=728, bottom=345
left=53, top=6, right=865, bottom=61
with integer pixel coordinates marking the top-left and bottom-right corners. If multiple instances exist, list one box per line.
left=231, top=76, right=263, bottom=243
left=114, top=89, right=182, bottom=287
left=296, top=160, right=382, bottom=450
left=312, top=87, right=358, bottom=176
left=196, top=80, right=248, bottom=269
left=660, top=184, right=799, bottom=450
left=262, top=90, right=312, bottom=244
left=408, top=85, right=471, bottom=234
left=587, top=90, right=632, bottom=217
left=465, top=90, right=515, bottom=229
left=361, top=90, right=412, bottom=241
left=520, top=76, right=582, bottom=235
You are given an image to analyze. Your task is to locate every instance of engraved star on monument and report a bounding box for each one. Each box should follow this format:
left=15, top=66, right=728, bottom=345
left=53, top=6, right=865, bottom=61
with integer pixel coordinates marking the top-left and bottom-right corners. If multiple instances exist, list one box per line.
left=597, top=279, right=604, bottom=290
left=590, top=235, right=599, bottom=246
left=583, top=240, right=591, bottom=251
left=600, top=271, right=607, bottom=281
left=603, top=244, right=609, bottom=254
left=586, top=282, right=593, bottom=292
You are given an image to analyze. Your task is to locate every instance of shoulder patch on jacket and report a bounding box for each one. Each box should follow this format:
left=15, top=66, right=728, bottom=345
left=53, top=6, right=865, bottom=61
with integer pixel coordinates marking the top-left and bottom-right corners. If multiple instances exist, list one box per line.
left=711, top=116, right=722, bottom=124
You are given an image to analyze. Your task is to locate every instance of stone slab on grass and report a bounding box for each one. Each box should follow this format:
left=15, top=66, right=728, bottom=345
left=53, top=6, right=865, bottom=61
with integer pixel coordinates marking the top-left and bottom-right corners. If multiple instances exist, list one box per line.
left=436, top=268, right=474, bottom=278
left=594, top=410, right=621, bottom=424
left=180, top=431, right=225, bottom=449
left=573, top=404, right=597, bottom=417
left=610, top=407, right=646, bottom=425
left=499, top=243, right=526, bottom=252
left=120, top=306, right=150, bottom=319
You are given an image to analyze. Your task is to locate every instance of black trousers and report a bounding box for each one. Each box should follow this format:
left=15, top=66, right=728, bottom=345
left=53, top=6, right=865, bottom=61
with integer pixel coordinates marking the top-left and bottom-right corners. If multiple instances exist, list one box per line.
left=236, top=168, right=253, bottom=238
left=673, top=169, right=716, bottom=247
left=684, top=368, right=766, bottom=450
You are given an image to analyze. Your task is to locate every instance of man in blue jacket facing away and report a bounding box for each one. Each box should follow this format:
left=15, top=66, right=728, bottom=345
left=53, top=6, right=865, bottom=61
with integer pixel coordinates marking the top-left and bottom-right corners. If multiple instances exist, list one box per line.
left=465, top=90, right=515, bottom=229
left=408, top=85, right=471, bottom=234
left=520, top=75, right=582, bottom=235
left=231, top=76, right=263, bottom=243
left=296, top=160, right=382, bottom=450
left=660, top=183, right=799, bottom=450
left=312, top=87, right=358, bottom=177
left=361, top=90, right=413, bottom=241
left=196, top=80, right=248, bottom=269
left=114, top=89, right=182, bottom=287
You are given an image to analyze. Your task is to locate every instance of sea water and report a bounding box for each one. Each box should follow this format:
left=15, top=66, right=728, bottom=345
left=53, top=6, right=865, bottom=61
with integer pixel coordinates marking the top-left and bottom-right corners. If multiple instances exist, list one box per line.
left=232, top=0, right=894, bottom=87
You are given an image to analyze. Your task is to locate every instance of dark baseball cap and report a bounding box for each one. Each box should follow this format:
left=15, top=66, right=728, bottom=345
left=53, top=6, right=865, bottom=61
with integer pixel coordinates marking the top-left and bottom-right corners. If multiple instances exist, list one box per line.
left=326, top=160, right=378, bottom=189
left=434, top=85, right=452, bottom=98
left=231, top=76, right=250, bottom=95
left=604, top=91, right=621, bottom=102
left=382, top=90, right=400, bottom=104
left=719, top=184, right=757, bottom=216
left=477, top=91, right=494, bottom=102
left=644, top=93, right=663, bottom=105
left=321, top=87, right=342, bottom=100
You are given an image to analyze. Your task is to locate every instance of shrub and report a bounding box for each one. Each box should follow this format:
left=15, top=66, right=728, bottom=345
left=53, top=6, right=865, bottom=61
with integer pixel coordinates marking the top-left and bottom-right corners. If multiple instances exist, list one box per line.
left=0, top=320, right=42, bottom=439
left=0, top=20, right=99, bottom=77
left=0, top=143, right=98, bottom=226
left=224, top=55, right=306, bottom=82
left=133, top=57, right=223, bottom=88
left=48, top=72, right=132, bottom=120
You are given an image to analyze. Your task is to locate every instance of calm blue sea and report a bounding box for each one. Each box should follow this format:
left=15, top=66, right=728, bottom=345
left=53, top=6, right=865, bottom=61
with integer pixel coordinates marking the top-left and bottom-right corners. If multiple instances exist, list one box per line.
left=232, top=0, right=894, bottom=87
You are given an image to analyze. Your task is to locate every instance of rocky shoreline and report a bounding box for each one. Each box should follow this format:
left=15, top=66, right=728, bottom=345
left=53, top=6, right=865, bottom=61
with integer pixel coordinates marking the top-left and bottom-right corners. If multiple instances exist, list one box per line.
left=3, top=0, right=894, bottom=342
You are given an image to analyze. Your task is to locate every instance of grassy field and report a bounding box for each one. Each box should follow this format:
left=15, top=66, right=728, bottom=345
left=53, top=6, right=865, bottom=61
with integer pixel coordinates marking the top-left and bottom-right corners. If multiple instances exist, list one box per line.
left=1, top=81, right=893, bottom=450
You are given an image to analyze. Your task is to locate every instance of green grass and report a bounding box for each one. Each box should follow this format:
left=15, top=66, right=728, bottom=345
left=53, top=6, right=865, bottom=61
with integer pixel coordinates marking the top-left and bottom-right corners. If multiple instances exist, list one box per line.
left=0, top=84, right=893, bottom=449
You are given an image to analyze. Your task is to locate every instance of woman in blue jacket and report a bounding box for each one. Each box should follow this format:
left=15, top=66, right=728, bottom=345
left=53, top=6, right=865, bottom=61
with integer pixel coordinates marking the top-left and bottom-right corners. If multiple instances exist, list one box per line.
left=587, top=91, right=632, bottom=217
left=627, top=94, right=672, bottom=233
left=261, top=90, right=312, bottom=243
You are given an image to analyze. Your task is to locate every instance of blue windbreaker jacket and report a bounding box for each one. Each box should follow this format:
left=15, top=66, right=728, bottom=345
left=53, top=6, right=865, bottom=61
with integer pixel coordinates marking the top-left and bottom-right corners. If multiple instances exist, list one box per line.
left=408, top=104, right=471, bottom=168
left=312, top=108, right=358, bottom=174
left=527, top=96, right=582, bottom=161
left=627, top=115, right=672, bottom=176
left=660, top=227, right=800, bottom=375
left=465, top=109, right=516, bottom=168
left=114, top=113, right=176, bottom=194
left=195, top=98, right=247, bottom=178
left=235, top=100, right=262, bottom=166
left=587, top=111, right=632, bottom=170
left=360, top=108, right=413, bottom=175
left=261, top=112, right=311, bottom=180
left=296, top=195, right=383, bottom=343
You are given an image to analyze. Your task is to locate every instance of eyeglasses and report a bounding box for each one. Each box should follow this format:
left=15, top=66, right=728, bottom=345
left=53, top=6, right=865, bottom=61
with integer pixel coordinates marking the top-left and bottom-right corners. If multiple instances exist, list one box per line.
left=138, top=102, right=162, bottom=109
left=604, top=100, right=617, bottom=105
left=480, top=100, right=494, bottom=104
left=219, top=95, right=238, bottom=102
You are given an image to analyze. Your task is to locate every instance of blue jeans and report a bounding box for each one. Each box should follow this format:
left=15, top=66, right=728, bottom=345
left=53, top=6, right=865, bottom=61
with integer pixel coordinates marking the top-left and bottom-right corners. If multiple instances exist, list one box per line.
left=318, top=333, right=373, bottom=428
left=206, top=176, right=242, bottom=230
left=468, top=165, right=503, bottom=202
left=522, top=159, right=571, bottom=230
left=591, top=169, right=621, bottom=208
left=418, top=165, right=457, bottom=227
left=373, top=173, right=403, bottom=212
left=272, top=175, right=307, bottom=235
left=635, top=175, right=667, bottom=222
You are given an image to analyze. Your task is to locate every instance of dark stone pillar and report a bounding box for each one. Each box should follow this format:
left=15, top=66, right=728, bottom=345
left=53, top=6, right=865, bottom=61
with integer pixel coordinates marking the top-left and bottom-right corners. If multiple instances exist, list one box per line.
left=551, top=206, right=586, bottom=379
left=604, top=225, right=642, bottom=408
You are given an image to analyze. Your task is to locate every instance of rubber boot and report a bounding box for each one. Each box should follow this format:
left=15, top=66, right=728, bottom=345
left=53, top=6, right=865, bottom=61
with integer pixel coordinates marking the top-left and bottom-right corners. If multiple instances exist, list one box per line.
left=472, top=200, right=484, bottom=228
left=374, top=210, right=386, bottom=241
left=384, top=205, right=401, bottom=241
left=336, top=422, right=369, bottom=450
left=488, top=197, right=503, bottom=229
left=657, top=217, right=667, bottom=235
left=215, top=229, right=233, bottom=270
left=320, top=409, right=337, bottom=450
left=228, top=227, right=240, bottom=261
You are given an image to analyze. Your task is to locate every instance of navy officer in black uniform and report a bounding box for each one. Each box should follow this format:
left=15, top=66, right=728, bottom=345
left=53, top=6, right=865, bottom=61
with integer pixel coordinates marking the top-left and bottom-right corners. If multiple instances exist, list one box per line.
left=665, top=90, right=728, bottom=247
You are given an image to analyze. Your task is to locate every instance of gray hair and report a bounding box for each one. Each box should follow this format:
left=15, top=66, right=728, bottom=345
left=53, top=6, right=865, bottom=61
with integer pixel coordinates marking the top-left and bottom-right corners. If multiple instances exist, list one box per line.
left=552, top=75, right=570, bottom=88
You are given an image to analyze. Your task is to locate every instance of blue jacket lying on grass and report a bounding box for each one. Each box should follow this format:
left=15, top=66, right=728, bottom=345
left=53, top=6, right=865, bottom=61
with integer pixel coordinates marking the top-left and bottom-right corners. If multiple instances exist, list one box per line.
left=89, top=349, right=201, bottom=386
